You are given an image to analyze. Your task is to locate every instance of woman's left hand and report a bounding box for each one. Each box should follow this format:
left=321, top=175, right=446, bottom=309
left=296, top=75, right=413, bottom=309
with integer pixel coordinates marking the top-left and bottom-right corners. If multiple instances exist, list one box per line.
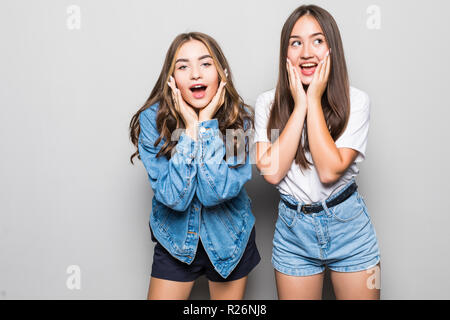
left=198, top=78, right=227, bottom=122
left=307, top=50, right=331, bottom=101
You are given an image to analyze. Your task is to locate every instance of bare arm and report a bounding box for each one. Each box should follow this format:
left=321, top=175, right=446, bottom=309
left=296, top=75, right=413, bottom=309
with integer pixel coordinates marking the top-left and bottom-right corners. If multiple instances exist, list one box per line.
left=256, top=58, right=308, bottom=185
left=256, top=107, right=306, bottom=184
left=306, top=51, right=359, bottom=184
left=307, top=98, right=358, bottom=184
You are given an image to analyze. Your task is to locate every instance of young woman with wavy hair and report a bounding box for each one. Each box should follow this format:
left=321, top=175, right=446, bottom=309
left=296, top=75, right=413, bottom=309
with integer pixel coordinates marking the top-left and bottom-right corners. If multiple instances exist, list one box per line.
left=130, top=32, right=260, bottom=300
left=255, top=5, right=381, bottom=300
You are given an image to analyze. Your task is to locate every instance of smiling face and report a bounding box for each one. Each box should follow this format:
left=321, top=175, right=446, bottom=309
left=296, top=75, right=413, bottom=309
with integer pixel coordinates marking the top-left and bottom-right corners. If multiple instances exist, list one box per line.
left=172, top=40, right=219, bottom=109
left=287, top=15, right=330, bottom=85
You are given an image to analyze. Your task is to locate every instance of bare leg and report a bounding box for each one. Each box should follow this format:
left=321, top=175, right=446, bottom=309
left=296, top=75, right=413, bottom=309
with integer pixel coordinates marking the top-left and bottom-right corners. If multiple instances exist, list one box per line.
left=208, top=276, right=248, bottom=300
left=274, top=269, right=325, bottom=300
left=330, top=262, right=381, bottom=300
left=147, top=277, right=195, bottom=300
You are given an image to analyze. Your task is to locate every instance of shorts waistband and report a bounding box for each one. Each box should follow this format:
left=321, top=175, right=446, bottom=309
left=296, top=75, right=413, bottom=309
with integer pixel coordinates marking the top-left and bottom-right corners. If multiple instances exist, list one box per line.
left=280, top=181, right=358, bottom=214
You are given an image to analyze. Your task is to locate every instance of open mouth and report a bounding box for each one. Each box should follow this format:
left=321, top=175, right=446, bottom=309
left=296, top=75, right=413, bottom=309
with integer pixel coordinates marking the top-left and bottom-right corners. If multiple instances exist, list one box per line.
left=189, top=84, right=208, bottom=99
left=300, top=63, right=318, bottom=76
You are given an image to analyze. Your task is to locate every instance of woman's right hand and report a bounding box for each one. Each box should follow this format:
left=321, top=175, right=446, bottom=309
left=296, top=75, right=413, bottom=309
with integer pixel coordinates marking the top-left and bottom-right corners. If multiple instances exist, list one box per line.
left=286, top=58, right=307, bottom=112
left=167, top=76, right=199, bottom=139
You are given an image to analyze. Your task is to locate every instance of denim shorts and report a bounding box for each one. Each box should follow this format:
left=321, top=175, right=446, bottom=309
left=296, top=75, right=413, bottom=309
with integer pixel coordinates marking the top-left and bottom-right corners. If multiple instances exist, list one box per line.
left=151, top=226, right=261, bottom=282
left=272, top=179, right=381, bottom=277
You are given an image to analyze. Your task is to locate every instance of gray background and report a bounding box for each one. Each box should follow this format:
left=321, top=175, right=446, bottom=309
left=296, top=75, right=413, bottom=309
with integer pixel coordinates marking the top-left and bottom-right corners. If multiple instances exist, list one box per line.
left=1, top=0, right=449, bottom=299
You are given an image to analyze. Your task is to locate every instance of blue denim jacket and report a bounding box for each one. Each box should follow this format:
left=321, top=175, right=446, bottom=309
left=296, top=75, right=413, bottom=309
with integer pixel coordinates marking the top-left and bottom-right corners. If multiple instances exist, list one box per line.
left=138, top=102, right=255, bottom=279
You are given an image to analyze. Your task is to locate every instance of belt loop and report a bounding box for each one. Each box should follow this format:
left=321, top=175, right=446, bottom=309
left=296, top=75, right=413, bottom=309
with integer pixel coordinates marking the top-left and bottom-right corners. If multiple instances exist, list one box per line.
left=321, top=199, right=332, bottom=217
left=297, top=203, right=303, bottom=220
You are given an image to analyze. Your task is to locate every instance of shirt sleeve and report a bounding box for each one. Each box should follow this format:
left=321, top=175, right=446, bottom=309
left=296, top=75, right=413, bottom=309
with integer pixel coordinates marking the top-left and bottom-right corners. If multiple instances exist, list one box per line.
left=138, top=107, right=198, bottom=212
left=335, top=90, right=370, bottom=163
left=254, top=92, right=272, bottom=143
left=195, top=118, right=252, bottom=207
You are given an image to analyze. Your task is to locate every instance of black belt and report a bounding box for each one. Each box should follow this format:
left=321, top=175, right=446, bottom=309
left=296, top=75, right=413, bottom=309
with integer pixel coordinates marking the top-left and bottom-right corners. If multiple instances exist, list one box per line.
left=281, top=181, right=358, bottom=214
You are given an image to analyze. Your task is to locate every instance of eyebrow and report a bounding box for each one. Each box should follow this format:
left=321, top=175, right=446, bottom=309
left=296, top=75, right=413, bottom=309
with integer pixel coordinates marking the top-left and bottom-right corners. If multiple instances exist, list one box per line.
left=175, top=55, right=213, bottom=64
left=289, top=32, right=324, bottom=39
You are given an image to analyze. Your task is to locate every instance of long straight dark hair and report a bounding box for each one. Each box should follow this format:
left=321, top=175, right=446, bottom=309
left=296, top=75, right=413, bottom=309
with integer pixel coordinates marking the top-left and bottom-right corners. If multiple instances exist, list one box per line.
left=129, top=32, right=253, bottom=165
left=267, top=5, right=350, bottom=172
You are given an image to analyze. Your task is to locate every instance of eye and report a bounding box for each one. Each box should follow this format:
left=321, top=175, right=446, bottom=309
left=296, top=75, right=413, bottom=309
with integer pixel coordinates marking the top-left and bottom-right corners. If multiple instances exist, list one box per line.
left=313, top=38, right=324, bottom=45
left=201, top=62, right=212, bottom=67
left=291, top=40, right=301, bottom=47
left=177, top=65, right=187, bottom=70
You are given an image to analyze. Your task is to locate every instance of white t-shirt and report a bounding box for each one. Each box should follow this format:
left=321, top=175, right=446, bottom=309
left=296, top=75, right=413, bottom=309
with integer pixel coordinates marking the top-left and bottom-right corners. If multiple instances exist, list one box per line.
left=254, top=86, right=370, bottom=204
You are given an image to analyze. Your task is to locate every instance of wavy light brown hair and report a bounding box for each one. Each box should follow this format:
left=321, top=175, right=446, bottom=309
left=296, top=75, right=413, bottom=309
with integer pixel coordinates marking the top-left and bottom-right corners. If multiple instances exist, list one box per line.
left=267, top=5, right=350, bottom=172
left=129, top=32, right=253, bottom=164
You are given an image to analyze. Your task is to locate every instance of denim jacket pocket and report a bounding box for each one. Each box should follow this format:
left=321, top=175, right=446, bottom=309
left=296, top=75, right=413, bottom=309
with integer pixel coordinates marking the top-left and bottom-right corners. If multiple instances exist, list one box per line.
left=278, top=200, right=297, bottom=228
left=330, top=192, right=365, bottom=223
left=221, top=202, right=248, bottom=239
left=217, top=209, right=239, bottom=241
left=151, top=199, right=170, bottom=231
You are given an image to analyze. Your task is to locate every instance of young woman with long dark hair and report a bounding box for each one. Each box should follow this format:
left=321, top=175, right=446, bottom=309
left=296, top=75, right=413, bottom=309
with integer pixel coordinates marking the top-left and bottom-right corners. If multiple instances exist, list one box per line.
left=255, top=5, right=381, bottom=300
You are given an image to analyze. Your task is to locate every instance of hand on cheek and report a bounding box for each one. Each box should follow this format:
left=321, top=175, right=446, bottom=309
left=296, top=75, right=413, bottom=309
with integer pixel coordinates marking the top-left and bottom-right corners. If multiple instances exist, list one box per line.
left=198, top=70, right=227, bottom=122
left=307, top=50, right=331, bottom=102
left=167, top=76, right=199, bottom=138
left=286, top=58, right=307, bottom=111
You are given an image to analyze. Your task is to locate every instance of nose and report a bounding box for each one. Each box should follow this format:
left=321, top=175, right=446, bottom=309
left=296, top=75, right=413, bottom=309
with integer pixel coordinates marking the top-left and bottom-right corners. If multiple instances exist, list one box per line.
left=190, top=65, right=201, bottom=80
left=300, top=43, right=314, bottom=60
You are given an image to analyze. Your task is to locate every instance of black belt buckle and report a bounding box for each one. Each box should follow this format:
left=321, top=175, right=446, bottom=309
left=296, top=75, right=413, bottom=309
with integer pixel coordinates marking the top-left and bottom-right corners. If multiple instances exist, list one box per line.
left=301, top=204, right=313, bottom=214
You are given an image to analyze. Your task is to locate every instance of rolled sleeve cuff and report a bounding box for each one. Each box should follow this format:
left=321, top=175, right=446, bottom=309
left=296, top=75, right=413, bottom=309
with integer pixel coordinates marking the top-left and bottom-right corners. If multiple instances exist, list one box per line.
left=174, top=132, right=198, bottom=164
left=198, top=119, right=220, bottom=141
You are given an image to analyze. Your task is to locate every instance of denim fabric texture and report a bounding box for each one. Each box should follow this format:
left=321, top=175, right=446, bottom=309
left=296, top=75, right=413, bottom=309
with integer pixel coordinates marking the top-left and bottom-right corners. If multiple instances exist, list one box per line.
left=272, top=178, right=381, bottom=276
left=138, top=103, right=255, bottom=279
